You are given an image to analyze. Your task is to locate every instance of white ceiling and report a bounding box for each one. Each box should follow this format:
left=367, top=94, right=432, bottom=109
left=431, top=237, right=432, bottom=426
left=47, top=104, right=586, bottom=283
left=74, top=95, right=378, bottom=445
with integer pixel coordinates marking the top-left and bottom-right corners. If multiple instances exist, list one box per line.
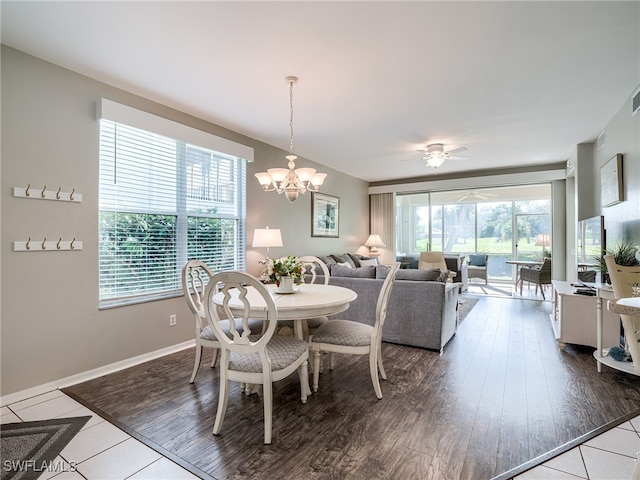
left=2, top=1, right=639, bottom=183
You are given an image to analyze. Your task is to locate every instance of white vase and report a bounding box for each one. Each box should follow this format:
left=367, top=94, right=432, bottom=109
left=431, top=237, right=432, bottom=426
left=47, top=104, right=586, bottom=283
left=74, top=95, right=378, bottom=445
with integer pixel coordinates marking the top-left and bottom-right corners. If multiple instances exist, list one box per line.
left=278, top=276, right=295, bottom=292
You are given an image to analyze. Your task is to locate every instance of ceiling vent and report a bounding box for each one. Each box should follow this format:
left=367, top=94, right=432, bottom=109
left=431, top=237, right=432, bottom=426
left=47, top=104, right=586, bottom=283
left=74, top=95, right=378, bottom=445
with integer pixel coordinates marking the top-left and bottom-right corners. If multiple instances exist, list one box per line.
left=596, top=130, right=605, bottom=151
left=633, top=86, right=640, bottom=116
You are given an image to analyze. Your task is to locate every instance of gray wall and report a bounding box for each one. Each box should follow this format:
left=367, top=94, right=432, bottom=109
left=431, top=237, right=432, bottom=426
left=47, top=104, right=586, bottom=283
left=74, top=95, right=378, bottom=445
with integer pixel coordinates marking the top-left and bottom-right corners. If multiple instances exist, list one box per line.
left=594, top=88, right=640, bottom=245
left=1, top=46, right=369, bottom=396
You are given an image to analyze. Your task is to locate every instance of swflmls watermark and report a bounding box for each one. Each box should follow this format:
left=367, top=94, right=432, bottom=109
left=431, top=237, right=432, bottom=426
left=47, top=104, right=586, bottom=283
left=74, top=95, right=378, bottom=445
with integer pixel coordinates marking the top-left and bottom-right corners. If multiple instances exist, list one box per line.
left=2, top=459, right=79, bottom=474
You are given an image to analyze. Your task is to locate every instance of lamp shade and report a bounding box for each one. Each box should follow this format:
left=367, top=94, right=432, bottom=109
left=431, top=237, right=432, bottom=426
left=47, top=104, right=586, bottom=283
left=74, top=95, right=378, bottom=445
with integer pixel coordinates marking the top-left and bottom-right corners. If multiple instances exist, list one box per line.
left=252, top=227, right=283, bottom=248
left=364, top=234, right=386, bottom=249
left=535, top=233, right=551, bottom=247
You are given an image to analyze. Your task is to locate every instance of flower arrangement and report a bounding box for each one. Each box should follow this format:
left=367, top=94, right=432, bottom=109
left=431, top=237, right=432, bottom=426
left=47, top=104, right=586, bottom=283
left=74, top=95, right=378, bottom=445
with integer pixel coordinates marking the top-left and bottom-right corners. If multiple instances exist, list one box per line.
left=263, top=256, right=305, bottom=286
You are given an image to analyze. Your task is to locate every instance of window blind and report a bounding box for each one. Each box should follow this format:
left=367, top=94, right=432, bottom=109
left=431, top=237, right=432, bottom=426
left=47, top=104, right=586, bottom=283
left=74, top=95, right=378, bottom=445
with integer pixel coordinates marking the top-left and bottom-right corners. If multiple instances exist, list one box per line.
left=98, top=103, right=248, bottom=306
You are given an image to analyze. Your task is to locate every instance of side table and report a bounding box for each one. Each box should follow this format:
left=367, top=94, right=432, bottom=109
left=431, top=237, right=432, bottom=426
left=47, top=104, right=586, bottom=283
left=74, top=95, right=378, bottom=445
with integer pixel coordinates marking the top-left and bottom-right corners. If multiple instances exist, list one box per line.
left=597, top=297, right=640, bottom=376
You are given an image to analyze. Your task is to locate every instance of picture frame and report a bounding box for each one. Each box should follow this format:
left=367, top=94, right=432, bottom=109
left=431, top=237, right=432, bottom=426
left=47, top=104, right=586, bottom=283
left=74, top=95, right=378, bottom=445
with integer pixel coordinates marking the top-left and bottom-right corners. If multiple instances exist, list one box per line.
left=311, top=192, right=340, bottom=237
left=600, top=154, right=623, bottom=208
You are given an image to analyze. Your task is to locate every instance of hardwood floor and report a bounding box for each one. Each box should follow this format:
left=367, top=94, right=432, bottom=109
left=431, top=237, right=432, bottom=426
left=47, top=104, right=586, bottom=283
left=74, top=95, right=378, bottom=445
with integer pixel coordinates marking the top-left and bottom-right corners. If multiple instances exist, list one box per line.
left=63, top=296, right=640, bottom=480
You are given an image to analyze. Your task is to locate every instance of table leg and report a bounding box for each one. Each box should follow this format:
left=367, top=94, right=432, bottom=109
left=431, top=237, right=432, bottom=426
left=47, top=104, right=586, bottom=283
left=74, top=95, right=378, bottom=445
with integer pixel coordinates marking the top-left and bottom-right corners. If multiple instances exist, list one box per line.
left=293, top=320, right=312, bottom=396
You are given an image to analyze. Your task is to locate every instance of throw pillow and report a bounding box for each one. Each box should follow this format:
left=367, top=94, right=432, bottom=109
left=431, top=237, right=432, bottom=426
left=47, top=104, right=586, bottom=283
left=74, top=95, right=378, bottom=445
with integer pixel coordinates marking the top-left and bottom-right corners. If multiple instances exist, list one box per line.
left=331, top=265, right=376, bottom=278
left=469, top=254, right=486, bottom=267
left=331, top=254, right=356, bottom=268
left=347, top=253, right=362, bottom=267
left=359, top=258, right=379, bottom=267
left=436, top=269, right=450, bottom=282
left=316, top=255, right=337, bottom=267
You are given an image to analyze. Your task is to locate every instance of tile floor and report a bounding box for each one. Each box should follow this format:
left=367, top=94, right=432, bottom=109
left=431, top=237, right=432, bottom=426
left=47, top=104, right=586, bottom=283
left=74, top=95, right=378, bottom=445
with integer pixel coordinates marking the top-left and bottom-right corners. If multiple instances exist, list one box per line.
left=2, top=389, right=639, bottom=479
left=1, top=390, right=200, bottom=479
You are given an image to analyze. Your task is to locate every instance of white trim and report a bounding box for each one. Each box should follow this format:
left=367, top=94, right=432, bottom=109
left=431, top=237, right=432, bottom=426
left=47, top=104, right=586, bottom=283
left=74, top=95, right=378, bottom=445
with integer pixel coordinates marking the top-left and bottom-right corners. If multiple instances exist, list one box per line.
left=0, top=340, right=195, bottom=407
left=368, top=168, right=567, bottom=195
left=97, top=98, right=254, bottom=162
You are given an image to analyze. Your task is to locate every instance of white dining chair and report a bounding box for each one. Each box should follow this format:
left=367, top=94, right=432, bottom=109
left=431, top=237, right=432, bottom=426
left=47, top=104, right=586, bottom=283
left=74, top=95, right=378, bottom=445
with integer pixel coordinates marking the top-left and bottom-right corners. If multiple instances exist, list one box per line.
left=182, top=260, right=263, bottom=384
left=311, top=262, right=400, bottom=399
left=204, top=270, right=309, bottom=444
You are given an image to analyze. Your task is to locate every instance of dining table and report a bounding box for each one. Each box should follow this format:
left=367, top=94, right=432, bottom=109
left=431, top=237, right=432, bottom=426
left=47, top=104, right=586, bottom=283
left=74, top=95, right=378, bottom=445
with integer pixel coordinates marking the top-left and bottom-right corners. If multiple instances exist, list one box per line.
left=212, top=282, right=358, bottom=396
left=212, top=282, right=358, bottom=342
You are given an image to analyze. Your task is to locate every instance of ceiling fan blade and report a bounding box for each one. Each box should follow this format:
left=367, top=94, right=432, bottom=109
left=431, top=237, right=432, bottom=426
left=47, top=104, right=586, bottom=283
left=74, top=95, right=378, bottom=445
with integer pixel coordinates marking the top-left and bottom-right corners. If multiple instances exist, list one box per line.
left=446, top=146, right=468, bottom=155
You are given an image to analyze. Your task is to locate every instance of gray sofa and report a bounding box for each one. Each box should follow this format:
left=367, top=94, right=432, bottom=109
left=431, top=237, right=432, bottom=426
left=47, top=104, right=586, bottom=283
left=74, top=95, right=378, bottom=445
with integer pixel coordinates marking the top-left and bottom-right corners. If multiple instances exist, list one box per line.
left=309, top=256, right=459, bottom=352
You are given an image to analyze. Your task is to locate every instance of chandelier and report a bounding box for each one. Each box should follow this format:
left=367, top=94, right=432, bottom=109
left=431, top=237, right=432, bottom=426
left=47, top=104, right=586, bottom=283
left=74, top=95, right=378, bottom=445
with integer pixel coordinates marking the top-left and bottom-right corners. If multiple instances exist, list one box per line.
left=254, top=76, right=327, bottom=203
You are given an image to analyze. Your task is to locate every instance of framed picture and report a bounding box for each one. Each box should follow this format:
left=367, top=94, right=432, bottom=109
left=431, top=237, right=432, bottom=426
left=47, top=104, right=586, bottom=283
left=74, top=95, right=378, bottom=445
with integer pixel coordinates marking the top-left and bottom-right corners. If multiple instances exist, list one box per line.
left=600, top=154, right=623, bottom=207
left=312, top=192, right=340, bottom=237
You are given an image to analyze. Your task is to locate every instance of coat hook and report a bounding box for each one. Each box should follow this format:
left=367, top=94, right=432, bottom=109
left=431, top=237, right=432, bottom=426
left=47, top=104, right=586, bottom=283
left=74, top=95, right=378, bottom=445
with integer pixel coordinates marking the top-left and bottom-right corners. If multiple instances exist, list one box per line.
left=56, top=187, right=61, bottom=200
left=56, top=238, right=62, bottom=250
left=41, top=185, right=47, bottom=198
left=25, top=183, right=31, bottom=197
left=41, top=237, right=47, bottom=250
left=70, top=238, right=76, bottom=250
left=26, top=237, right=31, bottom=250
left=70, top=188, right=75, bottom=201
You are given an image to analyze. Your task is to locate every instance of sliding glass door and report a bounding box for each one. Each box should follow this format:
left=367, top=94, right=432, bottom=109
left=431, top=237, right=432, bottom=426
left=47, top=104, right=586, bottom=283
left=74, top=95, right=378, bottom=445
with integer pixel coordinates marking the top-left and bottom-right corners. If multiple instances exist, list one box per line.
left=396, top=184, right=552, bottom=283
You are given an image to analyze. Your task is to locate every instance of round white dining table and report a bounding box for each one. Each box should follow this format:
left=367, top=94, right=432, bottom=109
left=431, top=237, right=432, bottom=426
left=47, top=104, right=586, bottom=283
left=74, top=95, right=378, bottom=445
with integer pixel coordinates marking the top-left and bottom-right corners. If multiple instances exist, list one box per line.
left=213, top=283, right=358, bottom=341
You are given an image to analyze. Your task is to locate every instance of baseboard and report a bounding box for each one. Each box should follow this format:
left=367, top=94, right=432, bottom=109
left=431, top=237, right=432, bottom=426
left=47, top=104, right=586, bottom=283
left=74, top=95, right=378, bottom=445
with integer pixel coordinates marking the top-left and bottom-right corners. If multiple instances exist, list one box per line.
left=1, top=340, right=195, bottom=407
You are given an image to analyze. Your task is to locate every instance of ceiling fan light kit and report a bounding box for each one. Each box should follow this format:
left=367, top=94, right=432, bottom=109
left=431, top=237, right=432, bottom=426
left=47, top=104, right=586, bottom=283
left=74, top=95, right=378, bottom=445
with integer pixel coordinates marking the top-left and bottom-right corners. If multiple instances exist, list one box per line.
left=418, top=143, right=468, bottom=169
left=254, top=76, right=327, bottom=203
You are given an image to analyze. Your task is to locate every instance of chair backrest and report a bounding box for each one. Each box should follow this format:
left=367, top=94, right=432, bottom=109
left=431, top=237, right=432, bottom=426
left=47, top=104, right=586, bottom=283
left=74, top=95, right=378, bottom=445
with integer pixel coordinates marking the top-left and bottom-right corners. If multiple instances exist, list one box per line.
left=419, top=251, right=447, bottom=271
left=539, top=257, right=552, bottom=282
left=182, top=260, right=214, bottom=331
left=204, top=271, right=277, bottom=354
left=604, top=255, right=640, bottom=298
left=375, top=262, right=401, bottom=332
left=298, top=255, right=330, bottom=285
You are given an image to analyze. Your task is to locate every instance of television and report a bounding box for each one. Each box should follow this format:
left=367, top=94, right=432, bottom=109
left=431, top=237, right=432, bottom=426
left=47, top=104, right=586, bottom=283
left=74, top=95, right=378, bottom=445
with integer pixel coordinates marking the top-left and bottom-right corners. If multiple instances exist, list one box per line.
left=577, top=215, right=605, bottom=281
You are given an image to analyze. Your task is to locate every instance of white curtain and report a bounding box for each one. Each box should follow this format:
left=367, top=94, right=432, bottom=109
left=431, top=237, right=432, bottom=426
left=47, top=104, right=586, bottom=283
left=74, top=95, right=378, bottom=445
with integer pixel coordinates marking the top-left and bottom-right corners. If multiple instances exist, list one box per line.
left=370, top=193, right=395, bottom=265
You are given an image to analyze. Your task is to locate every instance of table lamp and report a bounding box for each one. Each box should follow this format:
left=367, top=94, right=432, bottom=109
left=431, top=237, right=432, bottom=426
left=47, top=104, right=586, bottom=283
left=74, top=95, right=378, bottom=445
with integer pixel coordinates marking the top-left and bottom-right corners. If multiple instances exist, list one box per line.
left=252, top=226, right=283, bottom=259
left=364, top=234, right=386, bottom=258
left=535, top=233, right=551, bottom=257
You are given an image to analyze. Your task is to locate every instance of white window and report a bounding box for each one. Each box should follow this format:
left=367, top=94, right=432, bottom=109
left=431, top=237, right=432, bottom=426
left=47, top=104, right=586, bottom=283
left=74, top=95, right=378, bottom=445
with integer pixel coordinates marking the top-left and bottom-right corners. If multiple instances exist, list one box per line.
left=98, top=100, right=250, bottom=307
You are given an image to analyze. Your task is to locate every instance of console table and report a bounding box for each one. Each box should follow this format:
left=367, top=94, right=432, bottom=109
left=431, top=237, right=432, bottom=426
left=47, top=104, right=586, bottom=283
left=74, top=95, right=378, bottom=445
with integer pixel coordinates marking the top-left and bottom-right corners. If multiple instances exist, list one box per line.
left=550, top=281, right=619, bottom=350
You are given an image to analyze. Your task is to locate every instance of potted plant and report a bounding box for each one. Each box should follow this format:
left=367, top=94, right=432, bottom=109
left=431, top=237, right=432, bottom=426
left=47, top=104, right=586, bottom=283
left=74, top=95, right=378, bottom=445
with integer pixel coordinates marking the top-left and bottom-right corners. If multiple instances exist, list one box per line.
left=593, top=239, right=640, bottom=283
left=264, top=256, right=304, bottom=290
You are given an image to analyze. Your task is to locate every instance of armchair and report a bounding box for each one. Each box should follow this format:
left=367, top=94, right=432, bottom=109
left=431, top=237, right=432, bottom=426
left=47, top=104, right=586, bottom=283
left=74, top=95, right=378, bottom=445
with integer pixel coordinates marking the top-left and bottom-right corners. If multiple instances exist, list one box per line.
left=519, top=258, right=552, bottom=299
left=467, top=254, right=489, bottom=284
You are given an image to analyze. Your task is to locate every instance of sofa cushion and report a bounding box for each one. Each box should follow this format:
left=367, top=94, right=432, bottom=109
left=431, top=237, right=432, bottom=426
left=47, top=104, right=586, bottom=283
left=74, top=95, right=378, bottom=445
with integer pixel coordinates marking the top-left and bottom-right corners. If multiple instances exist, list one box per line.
left=331, top=254, right=356, bottom=268
left=469, top=254, right=487, bottom=267
left=376, top=265, right=441, bottom=281
left=331, top=265, right=376, bottom=278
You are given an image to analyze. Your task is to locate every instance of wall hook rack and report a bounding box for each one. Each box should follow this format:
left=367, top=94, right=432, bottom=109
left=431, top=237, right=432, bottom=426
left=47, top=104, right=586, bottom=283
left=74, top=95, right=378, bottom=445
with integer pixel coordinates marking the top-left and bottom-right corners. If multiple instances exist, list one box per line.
left=13, top=238, right=83, bottom=252
left=13, top=184, right=82, bottom=203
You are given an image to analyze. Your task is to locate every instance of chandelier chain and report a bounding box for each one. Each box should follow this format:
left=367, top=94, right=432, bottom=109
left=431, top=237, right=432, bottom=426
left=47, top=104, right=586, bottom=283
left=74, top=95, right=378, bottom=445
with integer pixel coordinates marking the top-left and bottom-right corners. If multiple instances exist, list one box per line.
left=288, top=79, right=295, bottom=155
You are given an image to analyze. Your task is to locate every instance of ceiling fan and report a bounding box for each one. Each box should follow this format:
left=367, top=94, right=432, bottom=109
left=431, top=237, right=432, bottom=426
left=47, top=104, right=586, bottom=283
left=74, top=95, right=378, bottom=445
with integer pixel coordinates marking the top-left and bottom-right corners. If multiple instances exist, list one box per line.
left=417, top=144, right=468, bottom=168
left=455, top=191, right=498, bottom=202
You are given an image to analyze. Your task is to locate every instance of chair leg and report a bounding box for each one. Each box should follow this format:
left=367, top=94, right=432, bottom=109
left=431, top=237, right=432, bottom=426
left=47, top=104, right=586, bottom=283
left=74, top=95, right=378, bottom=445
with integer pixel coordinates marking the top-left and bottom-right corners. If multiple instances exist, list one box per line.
left=212, top=375, right=230, bottom=436
left=540, top=284, right=546, bottom=300
left=210, top=348, right=219, bottom=368
left=189, top=345, right=202, bottom=384
left=377, top=343, right=387, bottom=380
left=298, top=360, right=308, bottom=404
left=369, top=348, right=382, bottom=399
left=263, top=373, right=273, bottom=444
left=312, top=349, right=321, bottom=393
